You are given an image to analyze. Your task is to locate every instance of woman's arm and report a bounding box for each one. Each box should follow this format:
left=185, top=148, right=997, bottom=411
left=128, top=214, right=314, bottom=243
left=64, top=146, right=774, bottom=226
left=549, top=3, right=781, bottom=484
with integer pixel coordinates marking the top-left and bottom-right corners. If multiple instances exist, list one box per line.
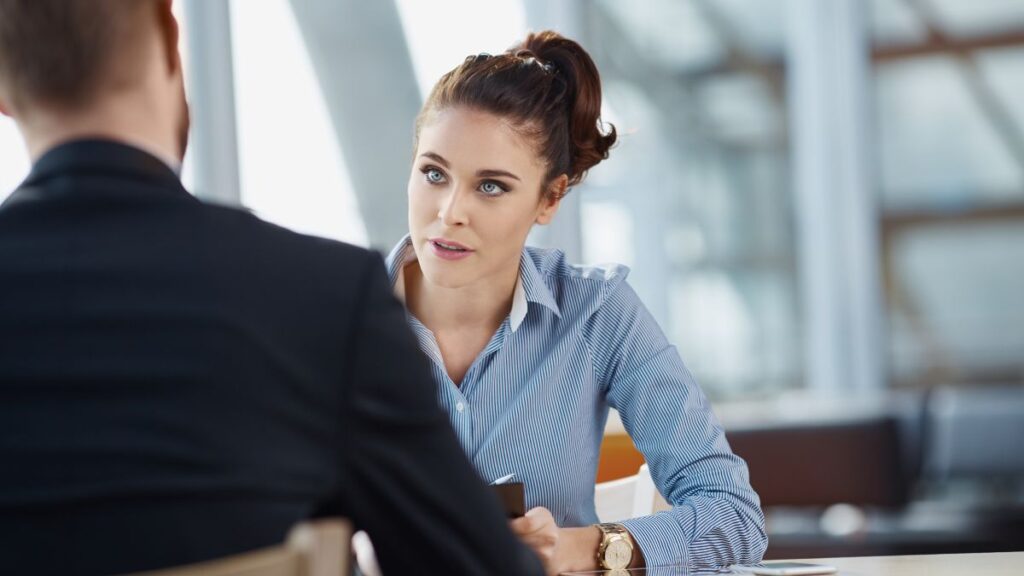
left=585, top=278, right=768, bottom=568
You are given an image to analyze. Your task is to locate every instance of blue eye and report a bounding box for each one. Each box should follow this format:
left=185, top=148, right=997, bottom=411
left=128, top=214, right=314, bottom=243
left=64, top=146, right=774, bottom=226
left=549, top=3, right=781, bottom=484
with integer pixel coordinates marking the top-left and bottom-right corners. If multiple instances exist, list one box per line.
left=479, top=180, right=507, bottom=196
left=423, top=167, right=446, bottom=184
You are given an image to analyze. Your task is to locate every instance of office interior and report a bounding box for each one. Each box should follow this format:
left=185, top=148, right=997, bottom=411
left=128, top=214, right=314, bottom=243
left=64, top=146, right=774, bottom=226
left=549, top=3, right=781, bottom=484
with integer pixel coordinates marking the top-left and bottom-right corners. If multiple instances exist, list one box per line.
left=2, top=0, right=1022, bottom=561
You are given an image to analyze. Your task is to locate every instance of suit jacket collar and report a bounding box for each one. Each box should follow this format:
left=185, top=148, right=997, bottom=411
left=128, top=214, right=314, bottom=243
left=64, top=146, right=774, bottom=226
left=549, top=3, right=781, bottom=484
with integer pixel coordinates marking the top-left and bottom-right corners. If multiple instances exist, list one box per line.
left=3, top=138, right=194, bottom=209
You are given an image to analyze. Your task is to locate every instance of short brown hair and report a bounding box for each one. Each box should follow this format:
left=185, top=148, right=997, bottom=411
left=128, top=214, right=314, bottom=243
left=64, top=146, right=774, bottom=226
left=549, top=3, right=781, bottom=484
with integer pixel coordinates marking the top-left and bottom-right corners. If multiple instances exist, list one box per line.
left=416, top=30, right=617, bottom=198
left=0, top=0, right=146, bottom=110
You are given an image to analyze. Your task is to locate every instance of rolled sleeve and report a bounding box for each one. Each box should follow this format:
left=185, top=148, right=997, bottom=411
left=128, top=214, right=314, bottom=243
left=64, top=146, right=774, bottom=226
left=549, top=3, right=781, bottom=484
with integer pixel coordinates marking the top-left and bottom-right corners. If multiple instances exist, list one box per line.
left=621, top=508, right=693, bottom=567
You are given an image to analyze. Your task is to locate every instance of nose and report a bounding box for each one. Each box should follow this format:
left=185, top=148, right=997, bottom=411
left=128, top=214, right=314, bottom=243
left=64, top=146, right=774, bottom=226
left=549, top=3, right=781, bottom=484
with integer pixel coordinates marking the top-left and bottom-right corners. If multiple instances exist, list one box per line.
left=438, top=185, right=471, bottom=227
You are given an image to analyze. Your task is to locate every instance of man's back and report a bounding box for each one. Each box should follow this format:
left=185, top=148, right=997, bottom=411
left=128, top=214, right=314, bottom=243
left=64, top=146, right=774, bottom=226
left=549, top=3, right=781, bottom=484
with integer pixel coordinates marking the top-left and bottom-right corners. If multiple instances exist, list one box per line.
left=0, top=140, right=540, bottom=575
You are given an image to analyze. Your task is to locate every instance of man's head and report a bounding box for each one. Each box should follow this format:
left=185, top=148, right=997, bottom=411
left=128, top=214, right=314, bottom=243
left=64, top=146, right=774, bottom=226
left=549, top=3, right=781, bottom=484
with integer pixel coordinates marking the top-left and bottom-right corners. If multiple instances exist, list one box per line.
left=0, top=0, right=189, bottom=163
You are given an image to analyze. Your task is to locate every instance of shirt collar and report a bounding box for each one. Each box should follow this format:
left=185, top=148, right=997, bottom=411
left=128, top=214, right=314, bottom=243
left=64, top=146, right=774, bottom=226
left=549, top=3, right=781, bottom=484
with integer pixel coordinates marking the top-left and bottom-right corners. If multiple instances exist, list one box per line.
left=386, top=234, right=561, bottom=332
left=26, top=138, right=184, bottom=188
left=385, top=235, right=417, bottom=306
left=516, top=243, right=562, bottom=327
left=4, top=138, right=193, bottom=210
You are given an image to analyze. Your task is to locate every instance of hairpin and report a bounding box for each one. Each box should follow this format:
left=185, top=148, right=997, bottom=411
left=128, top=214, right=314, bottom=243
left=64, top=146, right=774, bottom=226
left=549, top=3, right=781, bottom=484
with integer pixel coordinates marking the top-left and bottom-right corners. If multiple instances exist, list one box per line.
left=518, top=54, right=556, bottom=74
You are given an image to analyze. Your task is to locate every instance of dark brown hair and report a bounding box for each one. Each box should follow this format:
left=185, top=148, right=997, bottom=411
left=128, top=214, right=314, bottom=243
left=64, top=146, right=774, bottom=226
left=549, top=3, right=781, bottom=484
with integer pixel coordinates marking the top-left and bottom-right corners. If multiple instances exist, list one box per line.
left=415, top=30, right=617, bottom=198
left=0, top=0, right=146, bottom=110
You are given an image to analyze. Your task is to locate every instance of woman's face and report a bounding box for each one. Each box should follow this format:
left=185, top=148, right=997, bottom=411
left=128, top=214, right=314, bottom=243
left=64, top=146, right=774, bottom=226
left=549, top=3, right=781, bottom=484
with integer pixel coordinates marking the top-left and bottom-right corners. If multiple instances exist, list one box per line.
left=408, top=107, right=560, bottom=290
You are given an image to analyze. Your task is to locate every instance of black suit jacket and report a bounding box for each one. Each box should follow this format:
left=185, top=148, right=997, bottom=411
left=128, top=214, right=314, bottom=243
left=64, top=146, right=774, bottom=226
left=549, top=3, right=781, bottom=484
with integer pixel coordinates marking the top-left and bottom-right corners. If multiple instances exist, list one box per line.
left=0, top=140, right=541, bottom=576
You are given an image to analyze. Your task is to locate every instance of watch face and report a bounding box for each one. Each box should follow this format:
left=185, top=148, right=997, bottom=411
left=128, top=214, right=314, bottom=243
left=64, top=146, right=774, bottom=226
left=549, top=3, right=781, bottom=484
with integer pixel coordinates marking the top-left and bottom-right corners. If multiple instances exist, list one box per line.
left=605, top=539, right=632, bottom=569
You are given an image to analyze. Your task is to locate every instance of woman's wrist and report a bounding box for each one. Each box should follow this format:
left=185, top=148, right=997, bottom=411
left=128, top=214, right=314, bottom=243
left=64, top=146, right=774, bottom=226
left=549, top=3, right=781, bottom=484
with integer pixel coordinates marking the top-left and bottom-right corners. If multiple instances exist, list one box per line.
left=556, top=525, right=603, bottom=572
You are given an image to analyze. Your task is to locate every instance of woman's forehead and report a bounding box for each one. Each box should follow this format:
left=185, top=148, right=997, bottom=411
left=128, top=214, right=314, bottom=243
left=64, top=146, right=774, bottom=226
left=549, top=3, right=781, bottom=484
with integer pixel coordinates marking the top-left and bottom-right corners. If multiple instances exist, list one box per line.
left=417, top=108, right=546, bottom=173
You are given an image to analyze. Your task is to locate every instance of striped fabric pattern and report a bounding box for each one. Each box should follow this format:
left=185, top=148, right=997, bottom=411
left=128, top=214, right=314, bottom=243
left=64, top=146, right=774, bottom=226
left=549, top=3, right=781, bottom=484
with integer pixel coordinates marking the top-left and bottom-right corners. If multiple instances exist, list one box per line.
left=386, top=235, right=767, bottom=568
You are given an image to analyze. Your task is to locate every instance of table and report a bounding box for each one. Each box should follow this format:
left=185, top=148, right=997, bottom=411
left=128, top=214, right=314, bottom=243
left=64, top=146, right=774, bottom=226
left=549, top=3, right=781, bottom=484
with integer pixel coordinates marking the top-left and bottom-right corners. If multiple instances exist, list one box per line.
left=781, top=552, right=1023, bottom=575
left=561, top=551, right=1024, bottom=575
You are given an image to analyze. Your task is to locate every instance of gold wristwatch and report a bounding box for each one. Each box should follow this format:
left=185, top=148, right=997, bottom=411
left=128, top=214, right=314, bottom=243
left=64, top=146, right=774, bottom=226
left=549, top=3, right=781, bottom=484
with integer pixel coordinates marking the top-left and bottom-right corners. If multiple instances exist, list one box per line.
left=596, top=523, right=634, bottom=570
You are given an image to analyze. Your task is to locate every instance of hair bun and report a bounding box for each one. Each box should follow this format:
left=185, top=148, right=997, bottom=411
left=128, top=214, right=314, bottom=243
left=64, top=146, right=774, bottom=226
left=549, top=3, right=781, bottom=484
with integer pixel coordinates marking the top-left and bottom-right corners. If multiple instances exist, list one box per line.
left=517, top=31, right=616, bottom=186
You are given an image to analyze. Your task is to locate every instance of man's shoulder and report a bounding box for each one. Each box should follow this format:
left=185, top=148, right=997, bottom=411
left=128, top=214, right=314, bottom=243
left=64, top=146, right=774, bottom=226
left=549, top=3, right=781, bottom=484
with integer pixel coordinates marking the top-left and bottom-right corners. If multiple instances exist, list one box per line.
left=197, top=202, right=377, bottom=268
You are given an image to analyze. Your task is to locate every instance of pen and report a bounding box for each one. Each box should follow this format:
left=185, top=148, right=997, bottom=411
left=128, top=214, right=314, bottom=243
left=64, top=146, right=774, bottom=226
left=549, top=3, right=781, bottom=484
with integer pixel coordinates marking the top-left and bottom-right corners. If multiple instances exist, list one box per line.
left=490, top=473, right=516, bottom=485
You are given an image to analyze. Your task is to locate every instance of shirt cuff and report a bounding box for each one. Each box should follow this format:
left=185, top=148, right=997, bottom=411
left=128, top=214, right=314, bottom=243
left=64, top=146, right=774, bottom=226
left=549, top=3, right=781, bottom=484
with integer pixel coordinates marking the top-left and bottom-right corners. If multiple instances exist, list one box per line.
left=620, top=507, right=693, bottom=568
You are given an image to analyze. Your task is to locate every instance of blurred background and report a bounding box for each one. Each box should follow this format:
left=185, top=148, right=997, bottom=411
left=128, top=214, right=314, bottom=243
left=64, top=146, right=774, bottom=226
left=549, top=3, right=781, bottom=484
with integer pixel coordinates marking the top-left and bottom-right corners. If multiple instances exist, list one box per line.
left=2, top=0, right=1022, bottom=559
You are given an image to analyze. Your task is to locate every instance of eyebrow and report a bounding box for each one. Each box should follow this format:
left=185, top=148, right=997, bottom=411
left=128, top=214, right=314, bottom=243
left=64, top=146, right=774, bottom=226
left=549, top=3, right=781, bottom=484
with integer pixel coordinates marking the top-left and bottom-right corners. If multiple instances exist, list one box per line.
left=420, top=152, right=450, bottom=168
left=477, top=169, right=521, bottom=182
left=419, top=152, right=522, bottom=182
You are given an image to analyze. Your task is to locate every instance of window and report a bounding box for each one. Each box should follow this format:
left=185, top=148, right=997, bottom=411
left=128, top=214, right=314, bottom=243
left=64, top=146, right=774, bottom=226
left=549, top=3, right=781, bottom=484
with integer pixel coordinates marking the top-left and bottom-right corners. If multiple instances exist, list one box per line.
left=396, top=0, right=527, bottom=98
left=582, top=0, right=799, bottom=399
left=0, top=118, right=29, bottom=202
left=872, top=0, right=1024, bottom=388
left=229, top=0, right=366, bottom=245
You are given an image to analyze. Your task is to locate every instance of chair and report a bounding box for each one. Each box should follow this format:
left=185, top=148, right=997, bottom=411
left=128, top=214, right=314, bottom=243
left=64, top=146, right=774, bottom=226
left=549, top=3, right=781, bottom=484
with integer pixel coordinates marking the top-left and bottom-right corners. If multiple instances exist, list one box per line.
left=727, top=416, right=909, bottom=508
left=126, top=520, right=352, bottom=576
left=634, top=464, right=671, bottom=516
left=597, top=431, right=647, bottom=483
left=595, top=464, right=670, bottom=523
left=924, top=385, right=1024, bottom=480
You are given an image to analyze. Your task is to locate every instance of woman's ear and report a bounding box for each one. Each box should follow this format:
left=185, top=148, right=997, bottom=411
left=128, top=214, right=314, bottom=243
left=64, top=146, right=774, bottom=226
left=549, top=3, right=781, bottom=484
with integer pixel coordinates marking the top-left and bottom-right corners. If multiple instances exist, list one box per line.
left=535, top=174, right=568, bottom=225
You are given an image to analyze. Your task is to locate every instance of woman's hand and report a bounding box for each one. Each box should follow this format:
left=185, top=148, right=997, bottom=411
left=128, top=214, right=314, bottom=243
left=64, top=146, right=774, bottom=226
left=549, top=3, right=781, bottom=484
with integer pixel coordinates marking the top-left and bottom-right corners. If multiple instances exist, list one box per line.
left=510, top=507, right=606, bottom=575
left=510, top=507, right=560, bottom=573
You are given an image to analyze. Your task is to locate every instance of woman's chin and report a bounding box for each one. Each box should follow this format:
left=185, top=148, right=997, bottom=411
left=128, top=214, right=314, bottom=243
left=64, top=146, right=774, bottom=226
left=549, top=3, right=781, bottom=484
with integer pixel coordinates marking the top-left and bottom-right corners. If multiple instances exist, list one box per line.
left=419, top=262, right=474, bottom=290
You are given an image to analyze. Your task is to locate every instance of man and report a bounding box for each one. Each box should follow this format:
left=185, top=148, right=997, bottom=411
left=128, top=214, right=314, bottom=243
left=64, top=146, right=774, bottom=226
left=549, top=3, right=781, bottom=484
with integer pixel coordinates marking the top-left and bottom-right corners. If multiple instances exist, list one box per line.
left=0, top=1, right=543, bottom=574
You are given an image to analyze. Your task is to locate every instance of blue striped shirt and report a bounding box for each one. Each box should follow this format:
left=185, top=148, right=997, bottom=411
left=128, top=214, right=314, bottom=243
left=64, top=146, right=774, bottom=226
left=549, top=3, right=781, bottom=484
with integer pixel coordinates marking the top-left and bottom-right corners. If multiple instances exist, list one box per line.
left=385, top=235, right=767, bottom=568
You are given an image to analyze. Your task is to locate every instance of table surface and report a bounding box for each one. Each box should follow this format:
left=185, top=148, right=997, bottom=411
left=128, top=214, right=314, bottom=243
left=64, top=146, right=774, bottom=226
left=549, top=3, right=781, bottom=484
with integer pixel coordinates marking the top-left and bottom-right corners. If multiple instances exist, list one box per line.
left=784, top=552, right=1024, bottom=575
left=561, top=551, right=1024, bottom=575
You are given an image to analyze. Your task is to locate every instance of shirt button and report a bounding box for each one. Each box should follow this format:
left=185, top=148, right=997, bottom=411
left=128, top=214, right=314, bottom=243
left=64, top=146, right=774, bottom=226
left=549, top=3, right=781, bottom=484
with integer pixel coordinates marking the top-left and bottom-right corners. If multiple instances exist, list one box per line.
left=456, top=402, right=465, bottom=413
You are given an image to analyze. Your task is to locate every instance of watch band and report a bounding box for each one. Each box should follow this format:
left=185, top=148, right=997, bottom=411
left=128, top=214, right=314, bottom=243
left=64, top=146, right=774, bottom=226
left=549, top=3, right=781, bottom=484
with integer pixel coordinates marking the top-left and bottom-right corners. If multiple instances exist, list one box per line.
left=596, top=523, right=634, bottom=569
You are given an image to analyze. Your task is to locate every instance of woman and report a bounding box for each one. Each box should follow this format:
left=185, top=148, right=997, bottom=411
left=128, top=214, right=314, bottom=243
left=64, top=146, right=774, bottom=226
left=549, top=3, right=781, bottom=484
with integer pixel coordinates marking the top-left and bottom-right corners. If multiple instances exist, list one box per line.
left=385, top=30, right=767, bottom=573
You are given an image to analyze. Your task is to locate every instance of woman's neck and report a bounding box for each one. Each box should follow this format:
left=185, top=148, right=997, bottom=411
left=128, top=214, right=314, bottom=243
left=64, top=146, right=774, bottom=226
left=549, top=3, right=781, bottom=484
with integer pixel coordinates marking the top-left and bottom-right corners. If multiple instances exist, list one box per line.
left=404, top=261, right=519, bottom=335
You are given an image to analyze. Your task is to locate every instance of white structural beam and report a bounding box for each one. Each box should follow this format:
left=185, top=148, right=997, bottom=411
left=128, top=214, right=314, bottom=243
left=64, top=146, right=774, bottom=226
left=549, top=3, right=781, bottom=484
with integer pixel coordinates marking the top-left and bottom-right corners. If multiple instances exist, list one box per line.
left=288, top=0, right=420, bottom=250
left=787, top=0, right=884, bottom=392
left=182, top=0, right=242, bottom=205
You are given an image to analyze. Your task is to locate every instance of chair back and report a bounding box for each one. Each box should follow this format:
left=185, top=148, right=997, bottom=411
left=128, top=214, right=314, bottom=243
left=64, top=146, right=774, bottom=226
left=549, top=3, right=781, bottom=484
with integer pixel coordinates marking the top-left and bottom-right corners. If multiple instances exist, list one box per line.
left=728, top=417, right=909, bottom=507
left=633, top=463, right=670, bottom=517
left=595, top=472, right=639, bottom=523
left=595, top=464, right=670, bottom=522
left=925, top=385, right=1024, bottom=479
left=125, top=520, right=352, bottom=576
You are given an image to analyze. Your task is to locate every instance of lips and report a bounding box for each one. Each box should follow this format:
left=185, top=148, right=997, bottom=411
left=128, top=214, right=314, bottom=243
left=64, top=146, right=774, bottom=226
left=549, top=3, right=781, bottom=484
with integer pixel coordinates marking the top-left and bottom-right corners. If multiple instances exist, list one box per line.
left=430, top=238, right=471, bottom=251
left=428, top=237, right=474, bottom=261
